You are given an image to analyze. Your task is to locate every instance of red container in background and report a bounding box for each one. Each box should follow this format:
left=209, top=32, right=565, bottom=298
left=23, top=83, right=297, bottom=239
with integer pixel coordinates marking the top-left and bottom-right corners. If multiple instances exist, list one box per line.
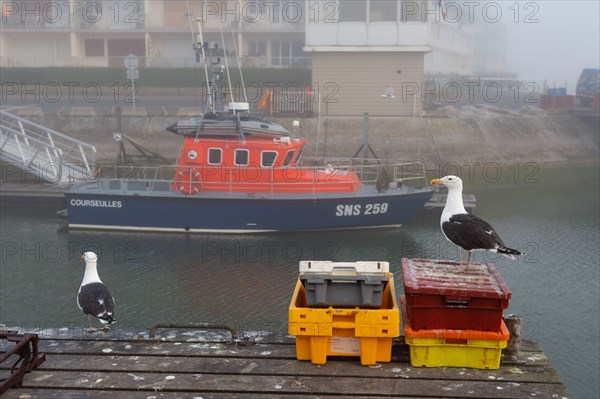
left=540, top=94, right=575, bottom=109
left=401, top=258, right=511, bottom=331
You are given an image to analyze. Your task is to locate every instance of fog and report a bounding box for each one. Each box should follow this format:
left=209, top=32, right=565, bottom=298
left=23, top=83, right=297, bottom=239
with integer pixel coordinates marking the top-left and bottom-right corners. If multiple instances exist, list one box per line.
left=504, top=0, right=600, bottom=92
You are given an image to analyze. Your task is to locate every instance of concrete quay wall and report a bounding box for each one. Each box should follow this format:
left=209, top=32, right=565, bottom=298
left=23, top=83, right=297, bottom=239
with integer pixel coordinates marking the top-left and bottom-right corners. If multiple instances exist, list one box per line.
left=13, top=112, right=599, bottom=166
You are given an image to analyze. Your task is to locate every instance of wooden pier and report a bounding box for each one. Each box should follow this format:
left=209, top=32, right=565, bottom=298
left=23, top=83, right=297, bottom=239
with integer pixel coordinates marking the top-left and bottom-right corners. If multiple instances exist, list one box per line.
left=1, top=328, right=570, bottom=398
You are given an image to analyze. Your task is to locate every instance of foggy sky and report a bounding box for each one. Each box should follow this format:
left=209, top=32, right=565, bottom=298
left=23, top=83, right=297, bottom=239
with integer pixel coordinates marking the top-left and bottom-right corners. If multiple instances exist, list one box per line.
left=504, top=0, right=600, bottom=92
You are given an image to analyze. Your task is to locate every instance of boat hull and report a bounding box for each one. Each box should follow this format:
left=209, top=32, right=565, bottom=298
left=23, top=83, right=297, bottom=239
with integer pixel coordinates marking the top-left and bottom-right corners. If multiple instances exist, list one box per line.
left=65, top=189, right=433, bottom=233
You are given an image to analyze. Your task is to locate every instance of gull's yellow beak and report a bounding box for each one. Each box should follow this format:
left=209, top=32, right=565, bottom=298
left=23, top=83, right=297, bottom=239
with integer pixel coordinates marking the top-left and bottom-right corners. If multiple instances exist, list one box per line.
left=430, top=178, right=442, bottom=185
left=80, top=255, right=85, bottom=261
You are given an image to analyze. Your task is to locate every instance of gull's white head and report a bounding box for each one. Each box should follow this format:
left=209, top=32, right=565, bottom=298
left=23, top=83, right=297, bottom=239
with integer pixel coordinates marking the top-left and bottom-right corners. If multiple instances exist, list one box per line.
left=431, top=175, right=463, bottom=190
left=81, top=252, right=98, bottom=263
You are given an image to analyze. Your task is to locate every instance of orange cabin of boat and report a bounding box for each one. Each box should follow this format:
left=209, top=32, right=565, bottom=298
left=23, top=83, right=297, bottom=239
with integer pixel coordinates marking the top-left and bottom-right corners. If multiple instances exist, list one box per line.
left=172, top=136, right=362, bottom=194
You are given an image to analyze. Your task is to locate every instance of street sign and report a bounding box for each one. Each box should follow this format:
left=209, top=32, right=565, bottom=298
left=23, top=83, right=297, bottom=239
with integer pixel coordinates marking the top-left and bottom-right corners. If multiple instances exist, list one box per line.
left=124, top=54, right=140, bottom=111
left=124, top=53, right=139, bottom=70
left=126, top=69, right=140, bottom=80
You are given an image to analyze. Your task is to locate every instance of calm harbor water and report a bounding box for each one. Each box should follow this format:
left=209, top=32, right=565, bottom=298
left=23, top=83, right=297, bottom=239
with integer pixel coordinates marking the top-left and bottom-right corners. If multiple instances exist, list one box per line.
left=1, top=164, right=598, bottom=398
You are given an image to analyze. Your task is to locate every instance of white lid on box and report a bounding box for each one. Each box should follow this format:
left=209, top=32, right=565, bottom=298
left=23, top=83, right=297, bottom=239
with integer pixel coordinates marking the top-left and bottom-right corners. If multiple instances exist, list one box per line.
left=299, top=261, right=389, bottom=275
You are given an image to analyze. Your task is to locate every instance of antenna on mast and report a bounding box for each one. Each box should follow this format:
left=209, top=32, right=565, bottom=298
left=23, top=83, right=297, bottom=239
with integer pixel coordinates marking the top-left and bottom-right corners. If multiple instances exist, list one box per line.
left=186, top=1, right=212, bottom=113
left=219, top=27, right=235, bottom=111
left=194, top=18, right=213, bottom=113
left=230, top=29, right=248, bottom=104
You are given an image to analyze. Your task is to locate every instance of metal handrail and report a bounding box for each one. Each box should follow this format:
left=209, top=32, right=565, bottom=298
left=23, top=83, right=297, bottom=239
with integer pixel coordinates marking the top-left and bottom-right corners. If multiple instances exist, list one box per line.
left=0, top=330, right=46, bottom=395
left=0, top=110, right=96, bottom=184
left=86, top=160, right=428, bottom=198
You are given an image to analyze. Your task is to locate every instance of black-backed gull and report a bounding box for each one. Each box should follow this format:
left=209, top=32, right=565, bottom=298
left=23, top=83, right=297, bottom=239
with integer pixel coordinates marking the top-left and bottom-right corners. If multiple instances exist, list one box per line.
left=77, top=252, right=116, bottom=333
left=431, top=175, right=521, bottom=265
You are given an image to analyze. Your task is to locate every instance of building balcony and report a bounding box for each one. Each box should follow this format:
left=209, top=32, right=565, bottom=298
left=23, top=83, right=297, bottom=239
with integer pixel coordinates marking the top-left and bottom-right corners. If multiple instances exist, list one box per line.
left=305, top=21, right=430, bottom=51
left=1, top=11, right=305, bottom=33
left=0, top=54, right=312, bottom=69
left=144, top=13, right=304, bottom=32
left=148, top=55, right=311, bottom=69
left=0, top=15, right=146, bottom=31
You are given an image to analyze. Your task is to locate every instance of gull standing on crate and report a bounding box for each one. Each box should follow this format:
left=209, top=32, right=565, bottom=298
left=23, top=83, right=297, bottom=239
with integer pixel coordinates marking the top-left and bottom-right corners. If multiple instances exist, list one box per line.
left=77, top=252, right=116, bottom=333
left=430, top=176, right=521, bottom=265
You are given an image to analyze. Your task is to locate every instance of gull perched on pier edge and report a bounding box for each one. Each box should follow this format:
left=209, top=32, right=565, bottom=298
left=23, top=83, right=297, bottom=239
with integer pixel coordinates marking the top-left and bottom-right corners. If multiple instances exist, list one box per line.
left=78, top=252, right=116, bottom=333
left=431, top=175, right=521, bottom=265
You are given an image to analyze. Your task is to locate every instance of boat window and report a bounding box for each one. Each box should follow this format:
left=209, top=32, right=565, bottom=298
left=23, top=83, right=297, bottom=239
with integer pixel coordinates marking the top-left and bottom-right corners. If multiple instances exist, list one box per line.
left=208, top=148, right=222, bottom=165
left=235, top=149, right=249, bottom=166
left=261, top=151, right=278, bottom=167
left=282, top=150, right=295, bottom=166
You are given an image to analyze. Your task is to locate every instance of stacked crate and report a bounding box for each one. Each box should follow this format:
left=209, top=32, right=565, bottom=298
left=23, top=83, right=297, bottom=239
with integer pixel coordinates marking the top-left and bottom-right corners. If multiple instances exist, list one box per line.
left=401, top=258, right=511, bottom=369
left=288, top=261, right=400, bottom=365
left=540, top=88, right=575, bottom=109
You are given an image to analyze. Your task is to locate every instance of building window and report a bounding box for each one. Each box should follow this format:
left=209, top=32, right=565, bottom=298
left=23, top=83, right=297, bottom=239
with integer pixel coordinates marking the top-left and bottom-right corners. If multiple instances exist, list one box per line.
left=85, top=39, right=105, bottom=56
left=280, top=0, right=304, bottom=23
left=107, top=0, right=145, bottom=28
left=271, top=40, right=292, bottom=67
left=370, top=0, right=397, bottom=22
left=401, top=0, right=426, bottom=22
left=248, top=40, right=267, bottom=56
left=261, top=151, right=278, bottom=167
left=335, top=1, right=400, bottom=23
left=309, top=0, right=337, bottom=22
left=208, top=148, right=222, bottom=165
left=339, top=0, right=366, bottom=22
left=235, top=149, right=249, bottom=166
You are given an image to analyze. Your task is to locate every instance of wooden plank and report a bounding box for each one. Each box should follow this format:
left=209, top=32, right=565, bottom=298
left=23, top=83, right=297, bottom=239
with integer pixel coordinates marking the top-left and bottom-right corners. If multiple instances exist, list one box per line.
left=7, top=370, right=571, bottom=398
left=0, top=336, right=569, bottom=398
left=0, top=343, right=553, bottom=374
left=2, top=339, right=549, bottom=364
left=2, top=389, right=443, bottom=399
left=29, top=354, right=562, bottom=384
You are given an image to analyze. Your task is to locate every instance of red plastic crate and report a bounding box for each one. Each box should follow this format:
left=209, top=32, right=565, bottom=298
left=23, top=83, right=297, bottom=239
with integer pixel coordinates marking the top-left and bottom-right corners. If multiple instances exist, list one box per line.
left=401, top=258, right=511, bottom=331
left=540, top=94, right=575, bottom=109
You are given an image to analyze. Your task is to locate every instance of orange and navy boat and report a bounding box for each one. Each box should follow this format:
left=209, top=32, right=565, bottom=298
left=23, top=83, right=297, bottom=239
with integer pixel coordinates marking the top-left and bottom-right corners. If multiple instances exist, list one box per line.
left=65, top=110, right=433, bottom=233
left=65, top=38, right=433, bottom=233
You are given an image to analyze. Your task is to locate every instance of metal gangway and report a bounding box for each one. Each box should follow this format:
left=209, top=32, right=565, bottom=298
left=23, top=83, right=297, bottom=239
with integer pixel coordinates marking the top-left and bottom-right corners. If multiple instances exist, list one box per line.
left=0, top=110, right=96, bottom=185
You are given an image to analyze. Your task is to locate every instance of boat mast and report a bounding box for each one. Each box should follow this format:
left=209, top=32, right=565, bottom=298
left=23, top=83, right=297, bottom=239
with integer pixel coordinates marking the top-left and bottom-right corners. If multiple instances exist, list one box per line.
left=220, top=27, right=234, bottom=110
left=230, top=29, right=248, bottom=104
left=194, top=18, right=213, bottom=114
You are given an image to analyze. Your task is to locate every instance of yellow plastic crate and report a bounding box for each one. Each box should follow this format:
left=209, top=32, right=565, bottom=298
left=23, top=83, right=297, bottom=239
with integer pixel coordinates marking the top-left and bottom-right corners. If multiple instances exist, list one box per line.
left=288, top=273, right=400, bottom=365
left=402, top=296, right=509, bottom=369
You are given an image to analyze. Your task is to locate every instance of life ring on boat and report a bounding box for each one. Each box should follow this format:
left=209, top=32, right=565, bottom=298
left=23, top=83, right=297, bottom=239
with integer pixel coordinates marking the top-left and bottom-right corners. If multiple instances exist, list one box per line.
left=174, top=168, right=202, bottom=195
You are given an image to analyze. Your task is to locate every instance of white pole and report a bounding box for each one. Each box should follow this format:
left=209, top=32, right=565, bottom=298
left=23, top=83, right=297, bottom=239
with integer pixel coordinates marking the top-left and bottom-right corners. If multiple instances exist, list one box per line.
left=196, top=19, right=211, bottom=111
left=131, top=74, right=136, bottom=111
left=220, top=27, right=233, bottom=102
left=231, top=29, right=248, bottom=103
left=315, top=91, right=321, bottom=157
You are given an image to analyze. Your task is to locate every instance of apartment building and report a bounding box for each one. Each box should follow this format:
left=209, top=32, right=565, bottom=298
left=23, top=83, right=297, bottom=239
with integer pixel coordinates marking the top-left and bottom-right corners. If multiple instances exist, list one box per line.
left=305, top=0, right=437, bottom=116
left=426, top=19, right=474, bottom=77
left=0, top=0, right=308, bottom=68
left=1, top=1, right=493, bottom=116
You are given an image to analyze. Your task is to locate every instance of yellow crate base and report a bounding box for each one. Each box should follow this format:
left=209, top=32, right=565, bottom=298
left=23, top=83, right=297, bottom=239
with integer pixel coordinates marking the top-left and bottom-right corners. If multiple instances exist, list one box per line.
left=289, top=275, right=400, bottom=366
left=408, top=344, right=504, bottom=369
left=295, top=332, right=393, bottom=365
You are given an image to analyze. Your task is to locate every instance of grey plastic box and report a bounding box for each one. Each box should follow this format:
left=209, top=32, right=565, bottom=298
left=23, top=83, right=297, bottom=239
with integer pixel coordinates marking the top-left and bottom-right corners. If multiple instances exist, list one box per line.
left=300, top=273, right=390, bottom=308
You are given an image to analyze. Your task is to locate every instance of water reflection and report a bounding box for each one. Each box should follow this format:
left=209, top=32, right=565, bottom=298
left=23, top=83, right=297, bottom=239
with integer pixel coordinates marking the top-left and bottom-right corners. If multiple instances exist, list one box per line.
left=1, top=165, right=598, bottom=398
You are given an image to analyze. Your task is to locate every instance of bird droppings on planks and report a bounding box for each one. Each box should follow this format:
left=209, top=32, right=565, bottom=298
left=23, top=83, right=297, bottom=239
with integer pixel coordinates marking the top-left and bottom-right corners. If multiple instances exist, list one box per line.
left=0, top=329, right=571, bottom=399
